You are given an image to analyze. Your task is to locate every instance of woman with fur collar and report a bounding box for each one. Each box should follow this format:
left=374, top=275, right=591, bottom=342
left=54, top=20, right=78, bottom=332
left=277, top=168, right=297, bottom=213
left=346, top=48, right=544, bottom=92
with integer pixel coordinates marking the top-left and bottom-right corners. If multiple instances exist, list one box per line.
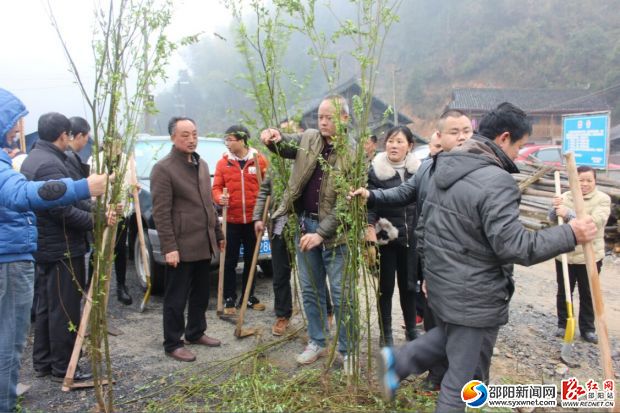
left=367, top=125, right=420, bottom=346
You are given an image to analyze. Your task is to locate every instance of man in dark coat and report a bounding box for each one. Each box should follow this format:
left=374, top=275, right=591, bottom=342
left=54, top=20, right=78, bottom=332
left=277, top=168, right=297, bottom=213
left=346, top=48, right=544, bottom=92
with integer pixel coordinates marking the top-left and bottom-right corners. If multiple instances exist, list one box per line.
left=150, top=117, right=224, bottom=362
left=21, top=112, right=95, bottom=382
left=377, top=103, right=598, bottom=412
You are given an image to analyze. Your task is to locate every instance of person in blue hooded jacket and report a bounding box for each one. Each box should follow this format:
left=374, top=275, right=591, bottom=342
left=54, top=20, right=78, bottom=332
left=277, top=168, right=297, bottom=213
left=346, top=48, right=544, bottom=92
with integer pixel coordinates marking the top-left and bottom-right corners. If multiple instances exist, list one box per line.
left=0, top=88, right=109, bottom=413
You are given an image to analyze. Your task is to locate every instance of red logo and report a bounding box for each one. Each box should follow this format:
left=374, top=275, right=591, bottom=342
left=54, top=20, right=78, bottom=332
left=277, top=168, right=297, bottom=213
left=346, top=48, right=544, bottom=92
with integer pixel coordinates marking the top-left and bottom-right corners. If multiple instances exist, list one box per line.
left=603, top=380, right=615, bottom=392
left=561, top=378, right=586, bottom=400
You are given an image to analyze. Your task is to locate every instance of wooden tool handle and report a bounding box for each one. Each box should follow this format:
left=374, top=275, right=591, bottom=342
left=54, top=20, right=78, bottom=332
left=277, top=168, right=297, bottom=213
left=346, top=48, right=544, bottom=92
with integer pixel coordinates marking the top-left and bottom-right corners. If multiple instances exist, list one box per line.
left=253, top=153, right=262, bottom=186
left=18, top=118, right=26, bottom=153
left=565, top=152, right=615, bottom=384
left=235, top=196, right=270, bottom=335
left=217, top=188, right=228, bottom=314
left=554, top=171, right=574, bottom=306
left=63, top=228, right=110, bottom=391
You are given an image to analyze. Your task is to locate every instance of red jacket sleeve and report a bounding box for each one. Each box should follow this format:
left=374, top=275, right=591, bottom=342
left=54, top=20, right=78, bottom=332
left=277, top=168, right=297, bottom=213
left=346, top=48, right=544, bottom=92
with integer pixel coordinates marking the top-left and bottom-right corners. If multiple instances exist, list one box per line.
left=212, top=158, right=226, bottom=205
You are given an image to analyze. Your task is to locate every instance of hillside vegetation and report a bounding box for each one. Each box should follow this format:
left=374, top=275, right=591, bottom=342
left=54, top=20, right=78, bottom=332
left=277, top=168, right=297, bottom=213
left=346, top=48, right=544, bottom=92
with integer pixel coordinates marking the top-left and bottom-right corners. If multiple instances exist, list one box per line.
left=154, top=0, right=620, bottom=135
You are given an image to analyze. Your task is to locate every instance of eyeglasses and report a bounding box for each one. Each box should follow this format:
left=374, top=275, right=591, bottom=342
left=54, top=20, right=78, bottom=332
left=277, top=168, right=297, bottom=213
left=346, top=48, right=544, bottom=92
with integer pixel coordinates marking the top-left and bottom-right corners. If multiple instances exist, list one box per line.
left=224, top=138, right=240, bottom=143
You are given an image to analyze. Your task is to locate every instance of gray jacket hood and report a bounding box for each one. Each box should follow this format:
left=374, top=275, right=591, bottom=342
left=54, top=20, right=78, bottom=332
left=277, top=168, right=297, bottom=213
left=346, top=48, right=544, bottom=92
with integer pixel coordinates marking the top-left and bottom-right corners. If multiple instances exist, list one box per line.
left=434, top=134, right=519, bottom=190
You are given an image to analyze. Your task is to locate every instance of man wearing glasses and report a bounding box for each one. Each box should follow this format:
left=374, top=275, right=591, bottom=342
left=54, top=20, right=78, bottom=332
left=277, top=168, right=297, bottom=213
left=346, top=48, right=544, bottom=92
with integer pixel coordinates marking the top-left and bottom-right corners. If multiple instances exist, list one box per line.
left=213, top=125, right=269, bottom=313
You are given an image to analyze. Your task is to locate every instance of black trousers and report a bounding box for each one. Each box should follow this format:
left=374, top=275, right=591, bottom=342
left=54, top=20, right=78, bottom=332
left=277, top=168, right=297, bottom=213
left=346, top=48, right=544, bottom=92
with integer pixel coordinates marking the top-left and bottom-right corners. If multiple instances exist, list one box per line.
left=378, top=242, right=416, bottom=344
left=163, top=259, right=211, bottom=352
left=556, top=259, right=601, bottom=334
left=265, top=231, right=333, bottom=318
left=114, top=217, right=128, bottom=285
left=86, top=218, right=128, bottom=287
left=32, top=256, right=85, bottom=376
left=223, top=223, right=257, bottom=301
left=271, top=233, right=293, bottom=318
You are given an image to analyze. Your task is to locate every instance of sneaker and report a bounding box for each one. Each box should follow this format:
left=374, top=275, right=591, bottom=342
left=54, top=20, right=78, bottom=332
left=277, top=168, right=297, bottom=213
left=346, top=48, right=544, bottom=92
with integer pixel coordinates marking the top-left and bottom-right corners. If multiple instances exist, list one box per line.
left=248, top=296, right=266, bottom=311
left=582, top=331, right=598, bottom=344
left=272, top=317, right=290, bottom=336
left=296, top=341, right=325, bottom=365
left=224, top=297, right=237, bottom=316
left=416, top=315, right=424, bottom=326
left=376, top=347, right=399, bottom=402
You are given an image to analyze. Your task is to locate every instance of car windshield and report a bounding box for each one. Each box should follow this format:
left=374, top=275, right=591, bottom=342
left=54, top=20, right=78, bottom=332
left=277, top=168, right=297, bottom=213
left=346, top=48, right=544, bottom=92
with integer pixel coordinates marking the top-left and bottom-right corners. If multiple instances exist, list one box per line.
left=414, top=144, right=430, bottom=160
left=134, top=138, right=225, bottom=179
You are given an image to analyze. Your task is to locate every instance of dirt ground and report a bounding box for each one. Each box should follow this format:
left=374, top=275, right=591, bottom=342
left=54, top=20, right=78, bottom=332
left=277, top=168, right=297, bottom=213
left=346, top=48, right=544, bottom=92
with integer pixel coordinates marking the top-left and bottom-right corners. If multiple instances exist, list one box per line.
left=17, top=255, right=620, bottom=412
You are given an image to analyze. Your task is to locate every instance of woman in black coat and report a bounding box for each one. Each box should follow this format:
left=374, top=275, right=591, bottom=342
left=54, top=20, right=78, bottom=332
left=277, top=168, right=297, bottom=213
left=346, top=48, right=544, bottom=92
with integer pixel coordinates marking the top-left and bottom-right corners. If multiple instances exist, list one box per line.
left=367, top=125, right=420, bottom=346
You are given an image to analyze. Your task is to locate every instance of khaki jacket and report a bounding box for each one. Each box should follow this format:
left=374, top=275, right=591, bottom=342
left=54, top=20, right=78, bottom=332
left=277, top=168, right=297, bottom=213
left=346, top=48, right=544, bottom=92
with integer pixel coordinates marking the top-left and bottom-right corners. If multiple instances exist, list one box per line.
left=150, top=146, right=223, bottom=262
left=266, top=129, right=347, bottom=248
left=553, top=188, right=611, bottom=264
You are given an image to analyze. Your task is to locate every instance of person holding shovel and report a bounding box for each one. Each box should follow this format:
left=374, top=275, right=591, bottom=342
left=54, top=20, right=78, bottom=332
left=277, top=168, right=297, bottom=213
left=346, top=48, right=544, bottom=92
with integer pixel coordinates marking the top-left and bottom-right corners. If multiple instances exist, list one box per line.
left=213, top=125, right=269, bottom=314
left=376, top=102, right=598, bottom=412
left=549, top=166, right=611, bottom=344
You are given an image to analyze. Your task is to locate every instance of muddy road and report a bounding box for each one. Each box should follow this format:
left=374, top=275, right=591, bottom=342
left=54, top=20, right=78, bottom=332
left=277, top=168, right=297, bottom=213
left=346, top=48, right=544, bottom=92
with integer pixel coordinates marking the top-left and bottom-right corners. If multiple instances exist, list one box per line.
left=18, top=256, right=620, bottom=412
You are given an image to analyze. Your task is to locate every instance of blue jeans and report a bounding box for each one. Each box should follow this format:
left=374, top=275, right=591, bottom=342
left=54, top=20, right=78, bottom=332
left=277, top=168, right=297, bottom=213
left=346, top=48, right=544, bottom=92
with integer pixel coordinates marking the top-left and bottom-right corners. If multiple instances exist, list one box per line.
left=296, top=216, right=352, bottom=353
left=0, top=261, right=34, bottom=413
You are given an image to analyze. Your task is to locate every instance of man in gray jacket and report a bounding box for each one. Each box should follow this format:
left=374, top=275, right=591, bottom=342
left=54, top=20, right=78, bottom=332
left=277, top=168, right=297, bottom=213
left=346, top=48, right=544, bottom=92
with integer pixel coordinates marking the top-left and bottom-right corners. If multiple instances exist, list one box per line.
left=377, top=103, right=597, bottom=412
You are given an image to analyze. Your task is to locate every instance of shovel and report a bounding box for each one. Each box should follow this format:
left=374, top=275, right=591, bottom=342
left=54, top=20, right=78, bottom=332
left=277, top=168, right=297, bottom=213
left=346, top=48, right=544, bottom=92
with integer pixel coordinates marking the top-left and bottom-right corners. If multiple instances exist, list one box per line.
left=554, top=171, right=579, bottom=368
left=565, top=153, right=616, bottom=385
left=127, top=155, right=152, bottom=313
left=217, top=188, right=230, bottom=317
left=234, top=195, right=270, bottom=338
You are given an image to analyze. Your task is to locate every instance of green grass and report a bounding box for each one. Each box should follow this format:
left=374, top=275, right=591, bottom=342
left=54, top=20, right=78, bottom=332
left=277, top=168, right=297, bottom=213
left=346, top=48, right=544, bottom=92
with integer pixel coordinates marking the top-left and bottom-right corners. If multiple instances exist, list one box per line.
left=137, top=357, right=437, bottom=412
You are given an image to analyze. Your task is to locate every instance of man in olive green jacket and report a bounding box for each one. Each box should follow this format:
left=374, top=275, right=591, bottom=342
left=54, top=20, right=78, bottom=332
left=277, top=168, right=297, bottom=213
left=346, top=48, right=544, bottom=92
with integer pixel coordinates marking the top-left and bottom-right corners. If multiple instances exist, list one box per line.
left=259, top=95, right=354, bottom=372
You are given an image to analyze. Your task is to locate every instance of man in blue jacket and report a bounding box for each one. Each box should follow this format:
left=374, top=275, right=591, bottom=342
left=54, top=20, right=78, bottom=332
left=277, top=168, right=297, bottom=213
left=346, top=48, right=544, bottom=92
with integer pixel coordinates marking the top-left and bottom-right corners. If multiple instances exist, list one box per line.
left=0, top=88, right=109, bottom=413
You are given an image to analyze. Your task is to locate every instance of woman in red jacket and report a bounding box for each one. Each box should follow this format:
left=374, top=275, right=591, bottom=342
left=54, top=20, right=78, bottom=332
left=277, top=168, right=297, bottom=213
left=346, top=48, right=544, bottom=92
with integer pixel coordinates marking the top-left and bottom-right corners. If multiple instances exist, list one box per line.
left=213, top=125, right=269, bottom=312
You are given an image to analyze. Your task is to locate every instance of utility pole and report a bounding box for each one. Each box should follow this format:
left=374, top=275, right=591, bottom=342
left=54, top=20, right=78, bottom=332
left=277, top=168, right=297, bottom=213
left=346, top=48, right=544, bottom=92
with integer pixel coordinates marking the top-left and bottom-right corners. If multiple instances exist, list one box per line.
left=392, top=66, right=400, bottom=125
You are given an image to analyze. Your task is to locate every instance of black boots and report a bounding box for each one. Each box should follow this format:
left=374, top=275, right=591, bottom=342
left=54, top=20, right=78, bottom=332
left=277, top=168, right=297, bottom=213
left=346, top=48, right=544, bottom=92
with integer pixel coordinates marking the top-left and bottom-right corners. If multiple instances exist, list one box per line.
left=117, top=284, right=132, bottom=305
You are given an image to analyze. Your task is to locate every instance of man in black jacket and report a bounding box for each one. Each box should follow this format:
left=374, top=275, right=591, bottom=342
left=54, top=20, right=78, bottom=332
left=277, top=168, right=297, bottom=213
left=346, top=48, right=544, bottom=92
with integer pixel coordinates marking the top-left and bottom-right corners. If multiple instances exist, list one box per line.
left=376, top=103, right=597, bottom=412
left=21, top=113, right=93, bottom=382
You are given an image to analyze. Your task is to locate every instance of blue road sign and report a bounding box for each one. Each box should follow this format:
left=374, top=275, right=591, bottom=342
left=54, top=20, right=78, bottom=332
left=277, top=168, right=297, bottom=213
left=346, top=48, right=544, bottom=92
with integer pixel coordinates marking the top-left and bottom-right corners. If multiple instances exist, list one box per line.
left=562, top=113, right=609, bottom=168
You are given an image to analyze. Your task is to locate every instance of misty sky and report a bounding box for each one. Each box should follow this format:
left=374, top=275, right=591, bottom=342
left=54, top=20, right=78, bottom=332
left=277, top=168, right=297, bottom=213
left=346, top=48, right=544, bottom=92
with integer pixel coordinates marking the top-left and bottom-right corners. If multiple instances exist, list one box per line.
left=1, top=0, right=231, bottom=134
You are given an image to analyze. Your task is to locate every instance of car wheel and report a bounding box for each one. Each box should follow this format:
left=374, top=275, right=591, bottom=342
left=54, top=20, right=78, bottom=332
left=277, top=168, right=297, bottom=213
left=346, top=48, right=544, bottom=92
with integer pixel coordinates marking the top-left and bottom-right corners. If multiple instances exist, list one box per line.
left=133, top=229, right=165, bottom=294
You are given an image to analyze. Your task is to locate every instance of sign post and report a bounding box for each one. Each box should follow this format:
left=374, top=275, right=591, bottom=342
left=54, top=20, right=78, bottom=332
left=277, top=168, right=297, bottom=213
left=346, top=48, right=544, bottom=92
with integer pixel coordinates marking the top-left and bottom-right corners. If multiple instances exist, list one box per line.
left=561, top=112, right=611, bottom=174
